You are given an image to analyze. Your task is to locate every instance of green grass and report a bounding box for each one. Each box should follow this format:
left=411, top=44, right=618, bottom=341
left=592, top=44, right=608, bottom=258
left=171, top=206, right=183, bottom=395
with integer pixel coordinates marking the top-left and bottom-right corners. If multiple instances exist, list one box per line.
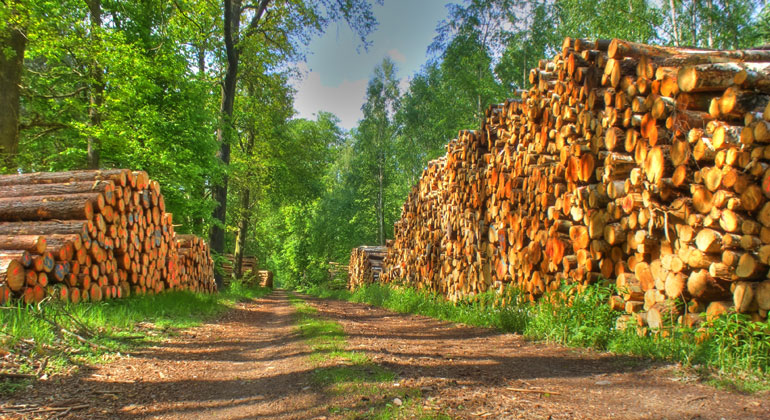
left=301, top=281, right=770, bottom=392
left=0, top=281, right=271, bottom=394
left=288, top=293, right=449, bottom=419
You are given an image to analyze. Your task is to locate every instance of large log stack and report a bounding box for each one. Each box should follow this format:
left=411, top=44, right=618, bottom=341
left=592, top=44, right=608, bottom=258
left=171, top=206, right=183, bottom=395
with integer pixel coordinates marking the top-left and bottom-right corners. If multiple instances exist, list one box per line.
left=0, top=169, right=216, bottom=305
left=348, top=246, right=387, bottom=290
left=379, top=37, right=770, bottom=328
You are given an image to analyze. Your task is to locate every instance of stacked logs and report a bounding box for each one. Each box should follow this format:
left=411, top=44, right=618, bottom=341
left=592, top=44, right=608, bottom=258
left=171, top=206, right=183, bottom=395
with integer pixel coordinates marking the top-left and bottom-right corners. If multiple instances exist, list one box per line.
left=379, top=37, right=770, bottom=329
left=257, top=270, right=274, bottom=288
left=348, top=246, right=387, bottom=290
left=0, top=169, right=216, bottom=305
left=175, top=235, right=215, bottom=292
left=220, top=254, right=257, bottom=278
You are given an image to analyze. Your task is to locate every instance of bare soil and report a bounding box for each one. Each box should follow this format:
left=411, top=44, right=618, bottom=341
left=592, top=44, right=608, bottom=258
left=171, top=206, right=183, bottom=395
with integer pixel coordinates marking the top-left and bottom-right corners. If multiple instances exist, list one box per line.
left=3, top=290, right=769, bottom=419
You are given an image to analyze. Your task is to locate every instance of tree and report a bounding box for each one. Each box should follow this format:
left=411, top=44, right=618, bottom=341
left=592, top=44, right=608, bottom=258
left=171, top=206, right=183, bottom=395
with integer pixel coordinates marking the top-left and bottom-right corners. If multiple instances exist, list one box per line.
left=358, top=58, right=401, bottom=245
left=0, top=0, right=26, bottom=171
left=430, top=0, right=511, bottom=125
left=230, top=63, right=294, bottom=279
left=660, top=0, right=762, bottom=49
left=209, top=0, right=379, bottom=287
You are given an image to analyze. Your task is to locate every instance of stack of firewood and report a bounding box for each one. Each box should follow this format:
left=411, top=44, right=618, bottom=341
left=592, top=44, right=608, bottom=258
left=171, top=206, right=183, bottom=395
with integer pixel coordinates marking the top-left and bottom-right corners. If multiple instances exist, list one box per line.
left=0, top=169, right=216, bottom=304
left=220, top=254, right=257, bottom=278
left=379, top=37, right=770, bottom=329
left=174, top=234, right=215, bottom=293
left=348, top=246, right=386, bottom=290
left=257, top=270, right=274, bottom=288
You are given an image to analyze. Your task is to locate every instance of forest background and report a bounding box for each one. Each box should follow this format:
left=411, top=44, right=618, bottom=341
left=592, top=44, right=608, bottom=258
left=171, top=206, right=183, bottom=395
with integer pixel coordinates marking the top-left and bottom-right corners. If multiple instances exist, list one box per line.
left=1, top=0, right=768, bottom=288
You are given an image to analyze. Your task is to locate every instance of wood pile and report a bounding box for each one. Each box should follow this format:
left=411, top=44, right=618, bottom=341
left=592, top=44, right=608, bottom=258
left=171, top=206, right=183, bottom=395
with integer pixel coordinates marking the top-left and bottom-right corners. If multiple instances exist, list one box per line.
left=348, top=246, right=386, bottom=290
left=0, top=169, right=216, bottom=305
left=379, top=37, right=770, bottom=329
left=220, top=254, right=257, bottom=278
left=257, top=270, right=273, bottom=288
left=174, top=234, right=216, bottom=293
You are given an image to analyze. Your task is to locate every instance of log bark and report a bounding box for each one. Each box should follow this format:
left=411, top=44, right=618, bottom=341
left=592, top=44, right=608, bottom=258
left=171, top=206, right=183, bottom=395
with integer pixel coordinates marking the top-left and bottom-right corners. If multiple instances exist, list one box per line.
left=0, top=193, right=100, bottom=221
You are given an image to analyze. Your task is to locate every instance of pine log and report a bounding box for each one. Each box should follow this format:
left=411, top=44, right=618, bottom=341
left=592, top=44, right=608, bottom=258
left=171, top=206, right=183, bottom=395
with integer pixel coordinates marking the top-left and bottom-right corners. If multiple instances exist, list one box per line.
left=0, top=193, right=100, bottom=221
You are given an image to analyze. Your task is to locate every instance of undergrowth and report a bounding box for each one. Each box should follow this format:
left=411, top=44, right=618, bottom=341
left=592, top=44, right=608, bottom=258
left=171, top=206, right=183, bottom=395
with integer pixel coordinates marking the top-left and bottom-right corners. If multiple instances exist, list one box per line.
left=0, top=282, right=270, bottom=394
left=300, top=281, right=770, bottom=392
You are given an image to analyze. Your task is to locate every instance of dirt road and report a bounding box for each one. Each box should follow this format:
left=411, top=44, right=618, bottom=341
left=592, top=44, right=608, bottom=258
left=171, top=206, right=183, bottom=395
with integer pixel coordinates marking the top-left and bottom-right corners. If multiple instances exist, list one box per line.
left=5, top=290, right=769, bottom=419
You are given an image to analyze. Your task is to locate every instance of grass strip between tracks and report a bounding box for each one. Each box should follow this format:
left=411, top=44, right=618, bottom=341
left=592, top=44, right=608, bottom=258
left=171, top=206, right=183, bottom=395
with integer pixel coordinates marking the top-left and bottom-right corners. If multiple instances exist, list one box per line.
left=287, top=293, right=450, bottom=420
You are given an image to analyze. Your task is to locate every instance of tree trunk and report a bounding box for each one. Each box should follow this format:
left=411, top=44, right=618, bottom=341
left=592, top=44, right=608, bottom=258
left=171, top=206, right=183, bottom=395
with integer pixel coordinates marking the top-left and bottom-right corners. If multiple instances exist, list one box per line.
left=86, top=0, right=104, bottom=169
left=233, top=186, right=250, bottom=279
left=210, top=0, right=243, bottom=288
left=378, top=152, right=384, bottom=245
left=669, top=0, right=680, bottom=47
left=233, top=95, right=259, bottom=279
left=0, top=5, right=25, bottom=170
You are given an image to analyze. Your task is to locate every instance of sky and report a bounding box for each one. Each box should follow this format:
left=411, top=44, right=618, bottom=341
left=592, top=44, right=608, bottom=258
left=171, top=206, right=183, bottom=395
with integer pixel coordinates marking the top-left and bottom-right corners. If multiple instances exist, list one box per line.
left=290, top=0, right=451, bottom=131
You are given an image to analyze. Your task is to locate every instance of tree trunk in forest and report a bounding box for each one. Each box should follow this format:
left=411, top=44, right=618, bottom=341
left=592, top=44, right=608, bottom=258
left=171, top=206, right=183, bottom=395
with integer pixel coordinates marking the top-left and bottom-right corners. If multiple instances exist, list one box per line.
left=210, top=0, right=242, bottom=288
left=233, top=186, right=250, bottom=279
left=706, top=0, right=713, bottom=48
left=0, top=6, right=25, bottom=170
left=210, top=0, right=271, bottom=288
left=378, top=152, right=384, bottom=245
left=669, top=0, right=680, bottom=47
left=86, top=0, right=104, bottom=169
left=233, top=123, right=256, bottom=280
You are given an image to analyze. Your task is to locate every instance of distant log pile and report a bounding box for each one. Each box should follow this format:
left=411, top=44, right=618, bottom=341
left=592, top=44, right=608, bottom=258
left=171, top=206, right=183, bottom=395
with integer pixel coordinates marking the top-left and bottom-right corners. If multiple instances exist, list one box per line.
left=0, top=169, right=216, bottom=305
left=257, top=270, right=274, bottom=288
left=348, top=246, right=386, bottom=290
left=220, top=254, right=257, bottom=278
left=378, top=37, right=770, bottom=329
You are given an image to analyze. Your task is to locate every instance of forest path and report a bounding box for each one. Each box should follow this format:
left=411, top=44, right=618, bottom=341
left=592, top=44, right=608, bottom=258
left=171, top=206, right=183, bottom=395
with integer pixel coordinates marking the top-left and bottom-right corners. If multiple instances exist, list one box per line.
left=8, top=290, right=770, bottom=419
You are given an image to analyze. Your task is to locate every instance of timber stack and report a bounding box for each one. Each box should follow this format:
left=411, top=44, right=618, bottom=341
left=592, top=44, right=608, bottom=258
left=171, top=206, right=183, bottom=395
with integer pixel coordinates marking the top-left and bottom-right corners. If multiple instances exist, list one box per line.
left=258, top=270, right=274, bottom=288
left=220, top=254, right=257, bottom=278
left=0, top=169, right=216, bottom=305
left=348, top=246, right=387, bottom=290
left=379, top=37, right=770, bottom=330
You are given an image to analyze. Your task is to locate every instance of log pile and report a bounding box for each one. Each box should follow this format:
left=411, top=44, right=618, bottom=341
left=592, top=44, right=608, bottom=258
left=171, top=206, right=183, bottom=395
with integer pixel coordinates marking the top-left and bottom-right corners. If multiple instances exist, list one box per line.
left=379, top=37, right=770, bottom=328
left=175, top=234, right=216, bottom=293
left=0, top=169, right=216, bottom=305
left=220, top=254, right=257, bottom=278
left=348, top=246, right=386, bottom=290
left=257, top=270, right=274, bottom=288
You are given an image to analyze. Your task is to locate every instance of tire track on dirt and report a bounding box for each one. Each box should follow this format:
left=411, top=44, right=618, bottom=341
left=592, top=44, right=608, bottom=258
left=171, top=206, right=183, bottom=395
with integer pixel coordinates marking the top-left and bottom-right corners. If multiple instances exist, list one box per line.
left=305, top=294, right=769, bottom=420
left=9, top=291, right=329, bottom=419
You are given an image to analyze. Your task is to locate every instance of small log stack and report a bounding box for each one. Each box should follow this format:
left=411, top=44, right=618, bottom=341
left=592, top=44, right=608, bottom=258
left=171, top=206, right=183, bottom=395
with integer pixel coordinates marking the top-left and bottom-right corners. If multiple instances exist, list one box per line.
left=220, top=254, right=257, bottom=278
left=0, top=169, right=216, bottom=305
left=257, top=270, right=274, bottom=288
left=377, top=37, right=770, bottom=329
left=348, top=246, right=387, bottom=290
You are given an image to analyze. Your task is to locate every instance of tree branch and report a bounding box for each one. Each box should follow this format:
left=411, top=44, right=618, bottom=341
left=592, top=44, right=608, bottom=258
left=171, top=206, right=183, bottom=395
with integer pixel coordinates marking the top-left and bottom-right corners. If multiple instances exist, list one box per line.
left=30, top=86, right=87, bottom=100
left=244, top=0, right=271, bottom=35
left=171, top=0, right=207, bottom=34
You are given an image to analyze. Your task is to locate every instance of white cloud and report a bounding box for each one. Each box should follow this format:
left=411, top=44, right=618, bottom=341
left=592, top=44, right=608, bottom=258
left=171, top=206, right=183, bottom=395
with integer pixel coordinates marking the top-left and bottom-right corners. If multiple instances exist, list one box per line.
left=387, top=48, right=407, bottom=63
left=291, top=63, right=368, bottom=131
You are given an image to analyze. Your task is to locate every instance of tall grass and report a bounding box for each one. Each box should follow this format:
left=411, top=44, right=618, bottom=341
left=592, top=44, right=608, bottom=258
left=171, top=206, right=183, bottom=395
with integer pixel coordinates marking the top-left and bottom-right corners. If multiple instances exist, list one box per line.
left=302, top=282, right=770, bottom=389
left=0, top=282, right=271, bottom=380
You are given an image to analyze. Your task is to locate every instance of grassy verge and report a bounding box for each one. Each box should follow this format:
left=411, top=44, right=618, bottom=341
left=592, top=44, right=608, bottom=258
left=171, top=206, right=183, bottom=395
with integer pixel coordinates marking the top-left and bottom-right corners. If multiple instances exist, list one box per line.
left=300, top=282, right=770, bottom=393
left=0, top=282, right=271, bottom=394
left=288, top=293, right=450, bottom=419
